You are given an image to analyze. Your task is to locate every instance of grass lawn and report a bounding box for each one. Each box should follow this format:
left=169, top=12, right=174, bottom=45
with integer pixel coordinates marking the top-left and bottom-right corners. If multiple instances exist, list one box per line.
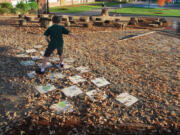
left=50, top=2, right=121, bottom=13
left=112, top=7, right=180, bottom=17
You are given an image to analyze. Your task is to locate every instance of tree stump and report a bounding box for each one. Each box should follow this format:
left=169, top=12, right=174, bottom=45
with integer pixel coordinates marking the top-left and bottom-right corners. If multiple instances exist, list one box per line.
left=128, top=17, right=138, bottom=25
left=64, top=22, right=71, bottom=27
left=83, top=22, right=92, bottom=28
left=19, top=19, right=27, bottom=26
left=101, top=9, right=109, bottom=16
left=40, top=17, right=52, bottom=28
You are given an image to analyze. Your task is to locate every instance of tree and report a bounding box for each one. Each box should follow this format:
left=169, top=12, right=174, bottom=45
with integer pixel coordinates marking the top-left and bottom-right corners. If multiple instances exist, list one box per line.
left=158, top=0, right=171, bottom=6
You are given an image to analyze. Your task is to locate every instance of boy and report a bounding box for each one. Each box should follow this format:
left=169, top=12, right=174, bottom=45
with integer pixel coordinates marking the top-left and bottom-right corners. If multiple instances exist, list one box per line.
left=36, top=15, right=77, bottom=74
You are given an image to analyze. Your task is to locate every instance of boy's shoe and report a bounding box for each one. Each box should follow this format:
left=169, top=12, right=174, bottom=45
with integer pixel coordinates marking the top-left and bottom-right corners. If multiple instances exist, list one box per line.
left=35, top=68, right=45, bottom=74
left=57, top=63, right=64, bottom=68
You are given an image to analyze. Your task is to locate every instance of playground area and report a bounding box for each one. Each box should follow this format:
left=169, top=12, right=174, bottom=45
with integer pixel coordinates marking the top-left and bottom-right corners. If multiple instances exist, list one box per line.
left=0, top=14, right=180, bottom=134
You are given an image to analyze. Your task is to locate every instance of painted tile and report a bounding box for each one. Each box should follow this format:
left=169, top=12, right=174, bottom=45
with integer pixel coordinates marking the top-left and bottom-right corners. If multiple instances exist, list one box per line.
left=116, top=92, right=138, bottom=107
left=91, top=77, right=110, bottom=87
left=76, top=66, right=89, bottom=73
left=21, top=60, right=35, bottom=66
left=69, top=75, right=86, bottom=84
left=35, top=84, right=56, bottom=94
left=50, top=100, right=73, bottom=114
left=62, top=85, right=83, bottom=97
left=47, top=72, right=65, bottom=80
left=86, top=90, right=107, bottom=101
left=27, top=71, right=36, bottom=78
left=26, top=49, right=37, bottom=53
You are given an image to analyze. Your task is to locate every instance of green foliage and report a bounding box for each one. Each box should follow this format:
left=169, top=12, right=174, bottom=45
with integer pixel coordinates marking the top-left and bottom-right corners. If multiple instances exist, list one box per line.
left=28, top=2, right=38, bottom=11
left=11, top=8, right=20, bottom=14
left=0, top=2, right=13, bottom=9
left=0, top=8, right=10, bottom=14
left=16, top=1, right=29, bottom=14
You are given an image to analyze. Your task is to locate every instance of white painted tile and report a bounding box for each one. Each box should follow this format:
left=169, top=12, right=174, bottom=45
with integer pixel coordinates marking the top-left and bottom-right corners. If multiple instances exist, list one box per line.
left=16, top=54, right=29, bottom=58
left=86, top=90, right=107, bottom=101
left=50, top=100, right=73, bottom=114
left=26, top=49, right=37, bottom=53
left=91, top=77, right=110, bottom=87
left=38, top=62, right=52, bottom=68
left=20, top=60, right=35, bottom=66
left=62, top=85, right=83, bottom=97
left=34, top=45, right=43, bottom=49
left=35, top=84, right=56, bottom=94
left=76, top=66, right=89, bottom=73
left=47, top=72, right=65, bottom=80
left=31, top=56, right=42, bottom=60
left=27, top=71, right=36, bottom=78
left=40, top=51, right=45, bottom=55
left=69, top=75, right=86, bottom=84
left=116, top=92, right=138, bottom=107
left=50, top=57, right=59, bottom=62
left=56, top=63, right=72, bottom=69
left=64, top=58, right=75, bottom=63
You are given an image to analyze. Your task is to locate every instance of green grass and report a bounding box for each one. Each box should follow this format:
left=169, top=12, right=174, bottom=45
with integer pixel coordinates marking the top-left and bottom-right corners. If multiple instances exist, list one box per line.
left=112, top=7, right=180, bottom=17
left=50, top=2, right=121, bottom=13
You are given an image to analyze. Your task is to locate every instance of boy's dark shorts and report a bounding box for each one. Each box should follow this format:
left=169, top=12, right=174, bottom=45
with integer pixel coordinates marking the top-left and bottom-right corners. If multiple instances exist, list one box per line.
left=44, top=47, right=63, bottom=57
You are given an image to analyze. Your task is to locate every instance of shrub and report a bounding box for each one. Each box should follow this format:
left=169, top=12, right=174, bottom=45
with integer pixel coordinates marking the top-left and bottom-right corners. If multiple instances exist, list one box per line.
left=0, top=2, right=13, bottom=9
left=11, top=8, right=20, bottom=14
left=28, top=2, right=38, bottom=11
left=0, top=8, right=10, bottom=14
left=16, top=1, right=29, bottom=14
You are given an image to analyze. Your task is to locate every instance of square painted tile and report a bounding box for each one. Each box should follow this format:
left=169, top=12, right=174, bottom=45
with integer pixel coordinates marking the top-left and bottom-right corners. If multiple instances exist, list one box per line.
left=27, top=71, right=36, bottom=78
left=62, top=85, right=83, bottom=97
left=16, top=54, right=29, bottom=58
left=91, top=77, right=110, bottom=87
left=40, top=51, right=45, bottom=55
left=35, top=84, right=56, bottom=94
left=56, top=63, right=72, bottom=69
left=116, top=92, right=138, bottom=107
left=31, top=56, right=42, bottom=60
left=64, top=58, right=75, bottom=63
left=69, top=75, right=86, bottom=84
left=76, top=66, right=90, bottom=73
left=21, top=60, right=35, bottom=66
left=47, top=72, right=65, bottom=80
left=34, top=45, right=43, bottom=49
left=50, top=57, right=59, bottom=62
left=86, top=90, right=107, bottom=101
left=50, top=100, right=73, bottom=114
left=38, top=62, right=52, bottom=68
left=26, top=49, right=37, bottom=53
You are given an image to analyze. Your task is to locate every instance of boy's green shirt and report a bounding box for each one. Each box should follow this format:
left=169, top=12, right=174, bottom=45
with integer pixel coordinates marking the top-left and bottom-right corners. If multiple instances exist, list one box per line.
left=44, top=24, right=70, bottom=49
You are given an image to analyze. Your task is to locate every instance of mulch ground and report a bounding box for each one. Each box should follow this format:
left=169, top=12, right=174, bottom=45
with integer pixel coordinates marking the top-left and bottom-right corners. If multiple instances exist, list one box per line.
left=0, top=20, right=179, bottom=135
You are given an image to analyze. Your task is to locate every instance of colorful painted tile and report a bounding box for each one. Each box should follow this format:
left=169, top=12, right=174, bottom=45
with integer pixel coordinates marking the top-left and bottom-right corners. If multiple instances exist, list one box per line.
left=47, top=72, right=65, bottom=80
left=26, top=49, right=37, bottom=53
left=50, top=100, right=73, bottom=114
left=62, top=85, right=83, bottom=97
left=35, top=84, right=56, bottom=94
left=91, top=77, right=110, bottom=87
left=116, top=92, right=138, bottom=107
left=34, top=45, right=43, bottom=49
left=76, top=66, right=89, bottom=73
left=20, top=60, right=35, bottom=66
left=38, top=62, right=52, bottom=68
left=27, top=71, right=36, bottom=78
left=69, top=75, right=86, bottom=84
left=86, top=90, right=107, bottom=101
left=64, top=58, right=75, bottom=63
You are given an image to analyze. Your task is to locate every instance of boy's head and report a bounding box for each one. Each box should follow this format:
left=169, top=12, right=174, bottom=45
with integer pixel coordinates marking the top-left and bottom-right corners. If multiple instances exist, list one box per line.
left=52, top=16, right=60, bottom=24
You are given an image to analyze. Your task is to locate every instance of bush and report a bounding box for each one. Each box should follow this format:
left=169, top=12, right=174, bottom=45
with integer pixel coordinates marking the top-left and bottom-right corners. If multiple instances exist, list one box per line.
left=0, top=8, right=10, bottom=14
left=28, top=2, right=38, bottom=11
left=0, top=2, right=13, bottom=9
left=16, top=1, right=29, bottom=14
left=11, top=8, right=20, bottom=14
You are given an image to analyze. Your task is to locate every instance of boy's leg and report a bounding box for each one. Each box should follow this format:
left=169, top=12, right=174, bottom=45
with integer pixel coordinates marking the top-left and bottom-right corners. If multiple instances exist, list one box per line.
left=36, top=47, right=54, bottom=74
left=57, top=48, right=64, bottom=67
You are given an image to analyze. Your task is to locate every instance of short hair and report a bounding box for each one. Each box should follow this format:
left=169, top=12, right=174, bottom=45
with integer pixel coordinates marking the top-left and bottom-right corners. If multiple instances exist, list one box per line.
left=52, top=16, right=60, bottom=23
